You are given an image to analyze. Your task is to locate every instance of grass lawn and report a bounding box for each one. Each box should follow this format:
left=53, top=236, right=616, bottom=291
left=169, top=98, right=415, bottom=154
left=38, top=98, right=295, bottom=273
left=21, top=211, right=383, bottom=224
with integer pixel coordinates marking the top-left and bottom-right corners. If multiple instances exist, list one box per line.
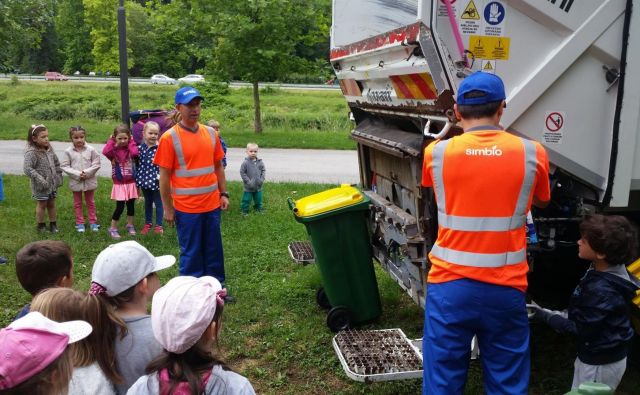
left=1, top=175, right=639, bottom=394
left=0, top=81, right=355, bottom=150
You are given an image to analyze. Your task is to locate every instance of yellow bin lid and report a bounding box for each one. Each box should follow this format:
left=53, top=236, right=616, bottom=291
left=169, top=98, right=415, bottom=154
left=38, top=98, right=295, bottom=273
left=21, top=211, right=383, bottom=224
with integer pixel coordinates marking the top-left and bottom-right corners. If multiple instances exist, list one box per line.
left=294, top=184, right=365, bottom=218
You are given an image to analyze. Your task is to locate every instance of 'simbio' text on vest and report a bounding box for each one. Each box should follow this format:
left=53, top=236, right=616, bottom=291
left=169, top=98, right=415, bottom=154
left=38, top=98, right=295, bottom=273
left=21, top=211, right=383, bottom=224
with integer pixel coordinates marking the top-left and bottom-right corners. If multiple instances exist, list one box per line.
left=465, top=145, right=503, bottom=156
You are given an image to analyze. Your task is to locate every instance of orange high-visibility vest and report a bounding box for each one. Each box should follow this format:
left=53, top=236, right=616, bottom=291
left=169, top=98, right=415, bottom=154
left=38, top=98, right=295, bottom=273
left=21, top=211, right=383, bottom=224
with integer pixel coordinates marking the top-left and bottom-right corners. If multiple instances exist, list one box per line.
left=154, top=124, right=225, bottom=213
left=422, top=127, right=550, bottom=291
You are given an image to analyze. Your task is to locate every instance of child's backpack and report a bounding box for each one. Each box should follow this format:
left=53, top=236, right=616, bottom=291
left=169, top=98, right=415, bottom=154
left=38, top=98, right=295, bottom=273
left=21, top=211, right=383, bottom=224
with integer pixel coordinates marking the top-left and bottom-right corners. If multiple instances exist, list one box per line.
left=130, top=110, right=176, bottom=145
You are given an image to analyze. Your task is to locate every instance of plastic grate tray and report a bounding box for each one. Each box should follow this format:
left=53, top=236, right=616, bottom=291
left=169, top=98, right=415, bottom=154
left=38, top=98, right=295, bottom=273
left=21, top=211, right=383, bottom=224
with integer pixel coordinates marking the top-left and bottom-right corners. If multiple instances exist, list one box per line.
left=332, top=329, right=423, bottom=382
left=287, top=241, right=315, bottom=264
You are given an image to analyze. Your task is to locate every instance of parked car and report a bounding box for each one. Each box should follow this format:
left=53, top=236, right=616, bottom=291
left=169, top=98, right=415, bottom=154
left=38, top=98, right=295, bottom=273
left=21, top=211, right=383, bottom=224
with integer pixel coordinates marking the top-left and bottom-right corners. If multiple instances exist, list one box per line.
left=178, top=74, right=205, bottom=83
left=44, top=71, right=69, bottom=81
left=150, top=74, right=177, bottom=84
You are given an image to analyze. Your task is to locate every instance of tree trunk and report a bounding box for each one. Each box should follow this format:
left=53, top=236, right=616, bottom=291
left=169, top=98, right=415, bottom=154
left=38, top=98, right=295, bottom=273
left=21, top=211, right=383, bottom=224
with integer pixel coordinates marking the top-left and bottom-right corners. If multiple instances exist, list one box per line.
left=252, top=80, right=263, bottom=133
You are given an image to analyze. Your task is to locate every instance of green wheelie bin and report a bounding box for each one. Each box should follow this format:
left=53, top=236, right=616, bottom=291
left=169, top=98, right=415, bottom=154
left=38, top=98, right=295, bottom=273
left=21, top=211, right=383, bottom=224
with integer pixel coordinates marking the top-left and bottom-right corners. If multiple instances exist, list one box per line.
left=289, top=184, right=382, bottom=332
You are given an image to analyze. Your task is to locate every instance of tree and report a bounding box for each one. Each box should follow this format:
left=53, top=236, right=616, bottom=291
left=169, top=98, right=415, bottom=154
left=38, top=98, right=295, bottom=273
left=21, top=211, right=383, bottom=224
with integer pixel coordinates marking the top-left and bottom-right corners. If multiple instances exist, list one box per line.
left=83, top=0, right=132, bottom=74
left=0, top=0, right=51, bottom=72
left=206, top=0, right=329, bottom=133
left=57, top=0, right=94, bottom=74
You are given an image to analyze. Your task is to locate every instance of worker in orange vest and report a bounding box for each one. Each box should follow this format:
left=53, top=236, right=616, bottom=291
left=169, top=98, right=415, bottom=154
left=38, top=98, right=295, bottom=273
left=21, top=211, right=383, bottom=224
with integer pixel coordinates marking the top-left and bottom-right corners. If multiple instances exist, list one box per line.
left=421, top=72, right=550, bottom=395
left=154, top=87, right=232, bottom=302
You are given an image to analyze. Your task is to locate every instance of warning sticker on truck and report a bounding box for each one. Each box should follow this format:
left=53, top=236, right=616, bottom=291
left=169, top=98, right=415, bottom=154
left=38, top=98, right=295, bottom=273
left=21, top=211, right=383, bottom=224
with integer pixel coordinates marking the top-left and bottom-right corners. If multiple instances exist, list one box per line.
left=468, top=35, right=510, bottom=60
left=458, top=0, right=481, bottom=35
left=543, top=111, right=565, bottom=145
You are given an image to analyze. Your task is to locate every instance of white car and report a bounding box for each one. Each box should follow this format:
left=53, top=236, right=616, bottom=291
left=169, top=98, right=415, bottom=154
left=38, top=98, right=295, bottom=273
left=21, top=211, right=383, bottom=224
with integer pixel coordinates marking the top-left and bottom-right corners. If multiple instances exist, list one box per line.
left=178, top=74, right=205, bottom=83
left=150, top=74, right=177, bottom=84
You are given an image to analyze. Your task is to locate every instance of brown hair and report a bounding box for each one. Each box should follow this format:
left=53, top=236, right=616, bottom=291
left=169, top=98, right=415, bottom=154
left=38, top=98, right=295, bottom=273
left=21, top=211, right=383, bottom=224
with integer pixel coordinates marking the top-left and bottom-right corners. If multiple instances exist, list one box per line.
left=579, top=214, right=639, bottom=266
left=168, top=110, right=181, bottom=125
left=16, top=241, right=72, bottom=296
left=31, top=288, right=124, bottom=384
left=26, top=124, right=47, bottom=147
left=0, top=349, right=72, bottom=395
left=457, top=100, right=503, bottom=120
left=146, top=303, right=228, bottom=394
left=68, top=125, right=86, bottom=139
left=206, top=120, right=220, bottom=129
left=112, top=124, right=131, bottom=139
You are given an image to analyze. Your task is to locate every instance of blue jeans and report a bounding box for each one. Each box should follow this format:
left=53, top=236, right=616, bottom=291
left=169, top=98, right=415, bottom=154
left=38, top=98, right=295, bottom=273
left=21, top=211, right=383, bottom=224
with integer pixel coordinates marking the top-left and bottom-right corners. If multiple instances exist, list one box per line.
left=423, top=279, right=530, bottom=395
left=141, top=188, right=163, bottom=225
left=175, top=208, right=225, bottom=284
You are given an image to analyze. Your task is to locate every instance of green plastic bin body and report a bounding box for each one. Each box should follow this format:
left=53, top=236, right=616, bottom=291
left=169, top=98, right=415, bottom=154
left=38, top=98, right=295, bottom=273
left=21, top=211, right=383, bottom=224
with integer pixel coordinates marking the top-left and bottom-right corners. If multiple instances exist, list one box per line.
left=293, top=188, right=381, bottom=324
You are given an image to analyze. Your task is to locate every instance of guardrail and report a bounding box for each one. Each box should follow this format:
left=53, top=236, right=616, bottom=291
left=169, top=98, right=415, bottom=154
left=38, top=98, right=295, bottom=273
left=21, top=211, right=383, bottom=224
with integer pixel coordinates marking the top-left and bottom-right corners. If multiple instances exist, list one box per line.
left=0, top=74, right=340, bottom=90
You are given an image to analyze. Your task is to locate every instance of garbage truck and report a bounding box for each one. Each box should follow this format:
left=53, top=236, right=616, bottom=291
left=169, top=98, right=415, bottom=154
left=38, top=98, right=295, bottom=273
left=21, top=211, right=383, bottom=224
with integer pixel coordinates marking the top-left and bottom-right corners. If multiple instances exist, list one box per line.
left=330, top=0, right=640, bottom=309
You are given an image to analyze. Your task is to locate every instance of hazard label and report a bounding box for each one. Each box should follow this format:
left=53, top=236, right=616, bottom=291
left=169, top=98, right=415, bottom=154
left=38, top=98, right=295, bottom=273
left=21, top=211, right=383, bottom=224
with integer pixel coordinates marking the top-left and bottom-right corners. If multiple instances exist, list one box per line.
left=461, top=0, right=480, bottom=20
left=481, top=60, right=497, bottom=73
left=458, top=0, right=481, bottom=35
left=468, top=35, right=510, bottom=60
left=543, top=111, right=565, bottom=144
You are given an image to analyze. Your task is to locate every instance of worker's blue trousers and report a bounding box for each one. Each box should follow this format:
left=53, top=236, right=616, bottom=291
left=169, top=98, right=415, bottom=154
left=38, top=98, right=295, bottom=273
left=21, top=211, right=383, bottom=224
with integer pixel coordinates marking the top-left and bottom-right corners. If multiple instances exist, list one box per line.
left=423, top=279, right=529, bottom=395
left=175, top=208, right=225, bottom=284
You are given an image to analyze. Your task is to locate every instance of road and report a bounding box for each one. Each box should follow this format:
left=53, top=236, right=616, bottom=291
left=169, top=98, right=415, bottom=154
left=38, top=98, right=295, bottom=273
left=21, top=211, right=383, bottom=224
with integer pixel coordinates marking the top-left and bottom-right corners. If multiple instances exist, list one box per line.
left=0, top=140, right=359, bottom=185
left=0, top=74, right=340, bottom=91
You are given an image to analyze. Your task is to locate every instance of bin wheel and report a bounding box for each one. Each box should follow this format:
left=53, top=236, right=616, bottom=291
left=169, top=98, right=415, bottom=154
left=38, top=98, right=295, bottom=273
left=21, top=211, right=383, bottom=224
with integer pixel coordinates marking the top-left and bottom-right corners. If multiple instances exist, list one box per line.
left=316, top=288, right=331, bottom=310
left=327, top=306, right=352, bottom=332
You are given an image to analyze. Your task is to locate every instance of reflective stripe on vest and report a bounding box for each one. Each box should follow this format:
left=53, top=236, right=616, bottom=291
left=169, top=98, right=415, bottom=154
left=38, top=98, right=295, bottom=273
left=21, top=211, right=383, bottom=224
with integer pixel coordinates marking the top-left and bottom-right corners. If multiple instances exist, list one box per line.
left=169, top=126, right=218, bottom=196
left=431, top=137, right=538, bottom=266
left=174, top=183, right=218, bottom=196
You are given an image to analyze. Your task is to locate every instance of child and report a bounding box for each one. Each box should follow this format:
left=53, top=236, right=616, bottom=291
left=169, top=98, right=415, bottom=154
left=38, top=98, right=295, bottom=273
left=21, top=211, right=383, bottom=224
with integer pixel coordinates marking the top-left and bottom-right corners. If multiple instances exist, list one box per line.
left=23, top=124, right=63, bottom=233
left=90, top=240, right=175, bottom=394
left=128, top=276, right=255, bottom=394
left=14, top=240, right=74, bottom=320
left=102, top=124, right=139, bottom=239
left=137, top=121, right=164, bottom=235
left=61, top=125, right=102, bottom=233
left=529, top=214, right=640, bottom=390
left=206, top=119, right=228, bottom=168
left=239, top=143, right=266, bottom=215
left=31, top=288, right=119, bottom=394
left=0, top=311, right=92, bottom=395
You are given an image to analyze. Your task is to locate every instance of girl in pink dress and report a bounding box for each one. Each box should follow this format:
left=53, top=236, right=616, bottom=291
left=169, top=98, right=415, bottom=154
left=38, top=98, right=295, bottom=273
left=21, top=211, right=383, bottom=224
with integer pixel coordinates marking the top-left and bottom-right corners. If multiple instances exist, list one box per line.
left=102, top=124, right=139, bottom=239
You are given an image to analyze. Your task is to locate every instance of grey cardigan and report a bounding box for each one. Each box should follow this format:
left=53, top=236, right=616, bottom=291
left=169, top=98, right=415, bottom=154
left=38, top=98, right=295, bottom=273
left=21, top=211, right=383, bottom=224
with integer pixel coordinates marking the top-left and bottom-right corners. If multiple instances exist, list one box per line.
left=23, top=146, right=63, bottom=197
left=239, top=157, right=266, bottom=192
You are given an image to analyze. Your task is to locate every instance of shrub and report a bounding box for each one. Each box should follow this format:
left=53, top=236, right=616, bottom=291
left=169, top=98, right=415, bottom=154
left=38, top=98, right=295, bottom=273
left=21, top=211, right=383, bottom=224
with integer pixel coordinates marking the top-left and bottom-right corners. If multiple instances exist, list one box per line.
left=10, top=75, right=19, bottom=86
left=28, top=103, right=75, bottom=120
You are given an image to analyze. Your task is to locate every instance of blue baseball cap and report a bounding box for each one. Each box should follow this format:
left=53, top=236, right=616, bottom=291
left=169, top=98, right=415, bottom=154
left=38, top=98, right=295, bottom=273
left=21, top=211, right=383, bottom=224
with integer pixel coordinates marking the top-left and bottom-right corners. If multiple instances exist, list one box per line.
left=456, top=72, right=505, bottom=105
left=175, top=86, right=203, bottom=105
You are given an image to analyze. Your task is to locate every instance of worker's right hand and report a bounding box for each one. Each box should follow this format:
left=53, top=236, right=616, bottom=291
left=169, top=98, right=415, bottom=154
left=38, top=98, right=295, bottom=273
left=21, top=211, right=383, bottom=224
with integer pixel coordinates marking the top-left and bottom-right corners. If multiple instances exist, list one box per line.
left=164, top=206, right=175, bottom=226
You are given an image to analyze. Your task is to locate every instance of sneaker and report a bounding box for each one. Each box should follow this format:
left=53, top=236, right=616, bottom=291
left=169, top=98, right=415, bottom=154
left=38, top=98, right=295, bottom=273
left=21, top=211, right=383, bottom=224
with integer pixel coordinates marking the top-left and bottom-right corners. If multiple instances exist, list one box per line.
left=108, top=227, right=121, bottom=239
left=90, top=223, right=100, bottom=232
left=154, top=225, right=164, bottom=235
left=0, top=256, right=8, bottom=265
left=49, top=224, right=59, bottom=233
left=140, top=223, right=152, bottom=235
left=37, top=225, right=47, bottom=233
left=126, top=224, right=136, bottom=236
left=75, top=224, right=85, bottom=233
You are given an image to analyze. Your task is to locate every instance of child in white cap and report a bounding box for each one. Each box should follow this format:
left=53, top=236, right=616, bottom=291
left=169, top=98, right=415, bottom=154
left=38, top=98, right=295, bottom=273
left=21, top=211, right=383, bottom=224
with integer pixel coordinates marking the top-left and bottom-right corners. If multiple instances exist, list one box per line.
left=127, top=276, right=255, bottom=394
left=0, top=311, right=92, bottom=395
left=90, top=240, right=175, bottom=394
